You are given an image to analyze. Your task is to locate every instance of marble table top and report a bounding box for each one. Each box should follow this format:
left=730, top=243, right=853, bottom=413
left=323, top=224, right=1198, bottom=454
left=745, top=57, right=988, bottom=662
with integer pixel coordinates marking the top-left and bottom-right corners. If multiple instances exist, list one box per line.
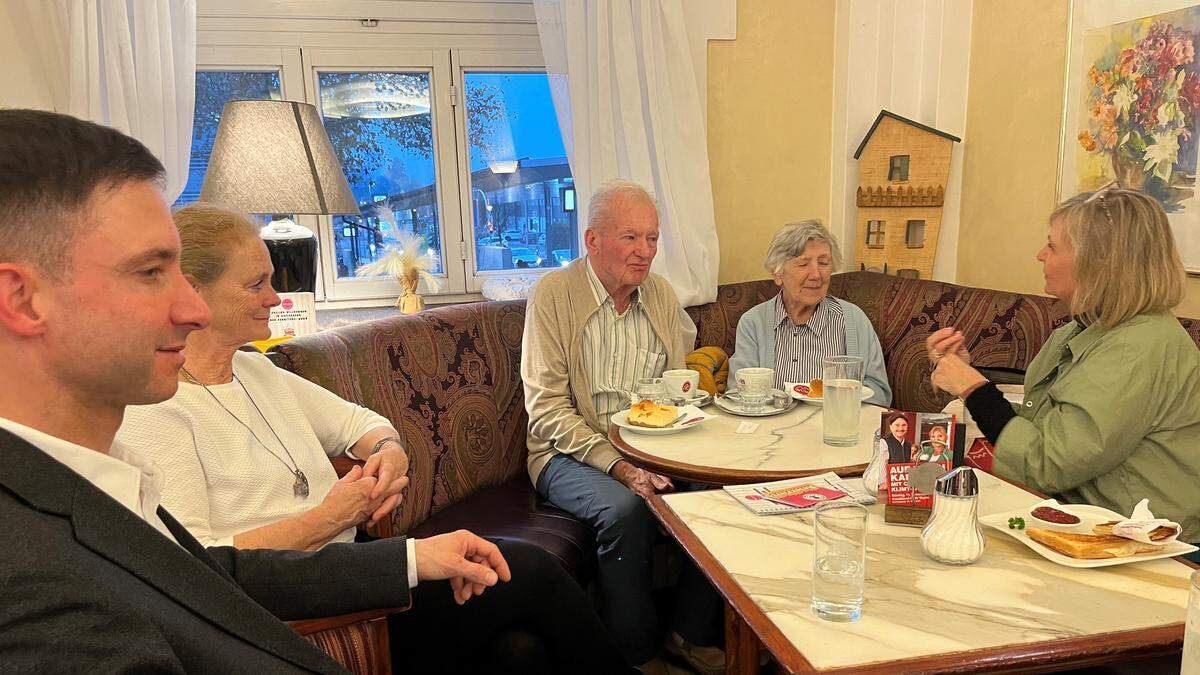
left=612, top=402, right=885, bottom=483
left=658, top=472, right=1194, bottom=672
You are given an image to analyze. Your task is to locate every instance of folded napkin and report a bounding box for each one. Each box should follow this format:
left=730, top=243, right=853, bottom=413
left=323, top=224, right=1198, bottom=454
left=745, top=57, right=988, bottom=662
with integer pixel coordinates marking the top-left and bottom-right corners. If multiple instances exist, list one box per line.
left=674, top=404, right=716, bottom=427
left=1113, top=499, right=1181, bottom=545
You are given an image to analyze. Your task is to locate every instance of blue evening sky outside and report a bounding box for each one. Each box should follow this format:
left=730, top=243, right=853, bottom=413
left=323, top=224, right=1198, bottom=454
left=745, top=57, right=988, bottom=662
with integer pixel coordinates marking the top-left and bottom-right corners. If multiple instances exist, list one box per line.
left=344, top=72, right=566, bottom=203
left=464, top=72, right=565, bottom=171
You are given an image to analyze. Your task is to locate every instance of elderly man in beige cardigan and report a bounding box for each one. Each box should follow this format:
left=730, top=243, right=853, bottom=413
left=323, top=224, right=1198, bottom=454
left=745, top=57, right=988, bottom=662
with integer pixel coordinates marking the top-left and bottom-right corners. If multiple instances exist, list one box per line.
left=521, top=181, right=722, bottom=675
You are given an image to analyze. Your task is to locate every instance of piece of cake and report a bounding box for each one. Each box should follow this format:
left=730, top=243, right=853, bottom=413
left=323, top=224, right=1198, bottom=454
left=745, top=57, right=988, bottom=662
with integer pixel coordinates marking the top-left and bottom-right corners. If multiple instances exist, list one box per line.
left=627, top=400, right=679, bottom=428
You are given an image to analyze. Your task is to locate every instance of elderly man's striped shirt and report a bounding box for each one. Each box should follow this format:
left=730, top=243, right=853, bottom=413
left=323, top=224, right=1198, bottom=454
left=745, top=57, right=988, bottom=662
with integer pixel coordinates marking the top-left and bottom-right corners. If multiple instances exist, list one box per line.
left=580, top=259, right=667, bottom=439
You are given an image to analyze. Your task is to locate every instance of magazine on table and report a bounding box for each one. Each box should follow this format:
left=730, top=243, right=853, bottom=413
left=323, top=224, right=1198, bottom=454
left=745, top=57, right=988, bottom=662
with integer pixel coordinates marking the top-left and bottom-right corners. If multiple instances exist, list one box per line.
left=724, top=472, right=876, bottom=516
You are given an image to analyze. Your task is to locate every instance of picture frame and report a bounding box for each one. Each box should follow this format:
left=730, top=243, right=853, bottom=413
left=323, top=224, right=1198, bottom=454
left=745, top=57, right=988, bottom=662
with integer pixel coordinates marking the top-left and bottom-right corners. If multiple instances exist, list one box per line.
left=1058, top=0, right=1200, bottom=274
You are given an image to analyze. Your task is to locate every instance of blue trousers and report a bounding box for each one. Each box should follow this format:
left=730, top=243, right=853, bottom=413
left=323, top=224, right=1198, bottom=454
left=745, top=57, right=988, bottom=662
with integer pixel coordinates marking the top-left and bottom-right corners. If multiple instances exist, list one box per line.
left=536, top=453, right=722, bottom=665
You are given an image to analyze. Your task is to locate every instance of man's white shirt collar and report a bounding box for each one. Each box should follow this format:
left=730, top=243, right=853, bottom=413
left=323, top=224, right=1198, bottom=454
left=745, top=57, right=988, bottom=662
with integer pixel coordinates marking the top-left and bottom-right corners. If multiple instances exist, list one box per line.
left=584, top=256, right=642, bottom=310
left=0, top=416, right=177, bottom=544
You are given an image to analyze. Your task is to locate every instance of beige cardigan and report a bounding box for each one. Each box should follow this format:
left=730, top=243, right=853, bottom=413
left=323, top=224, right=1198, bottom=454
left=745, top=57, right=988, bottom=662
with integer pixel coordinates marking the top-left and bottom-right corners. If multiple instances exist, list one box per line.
left=522, top=258, right=690, bottom=485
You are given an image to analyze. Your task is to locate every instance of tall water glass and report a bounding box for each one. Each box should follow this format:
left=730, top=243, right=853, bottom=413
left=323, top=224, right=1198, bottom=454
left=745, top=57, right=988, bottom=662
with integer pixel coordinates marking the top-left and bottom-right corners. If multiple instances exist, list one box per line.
left=823, top=355, right=864, bottom=446
left=811, top=501, right=868, bottom=622
left=1185, top=569, right=1200, bottom=675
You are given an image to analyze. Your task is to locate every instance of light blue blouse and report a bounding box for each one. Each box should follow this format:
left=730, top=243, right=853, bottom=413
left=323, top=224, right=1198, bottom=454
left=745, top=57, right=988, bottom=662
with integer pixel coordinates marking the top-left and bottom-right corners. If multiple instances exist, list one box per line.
left=728, top=294, right=892, bottom=406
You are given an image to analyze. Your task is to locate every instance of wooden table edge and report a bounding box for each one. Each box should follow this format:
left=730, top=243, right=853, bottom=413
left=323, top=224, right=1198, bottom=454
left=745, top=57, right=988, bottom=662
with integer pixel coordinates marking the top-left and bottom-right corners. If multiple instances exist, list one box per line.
left=648, top=493, right=1195, bottom=674
left=610, top=425, right=868, bottom=484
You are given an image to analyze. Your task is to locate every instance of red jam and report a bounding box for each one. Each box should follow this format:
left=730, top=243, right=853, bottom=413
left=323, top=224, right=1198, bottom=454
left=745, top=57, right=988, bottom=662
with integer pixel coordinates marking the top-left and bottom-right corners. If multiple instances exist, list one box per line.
left=1031, top=506, right=1081, bottom=525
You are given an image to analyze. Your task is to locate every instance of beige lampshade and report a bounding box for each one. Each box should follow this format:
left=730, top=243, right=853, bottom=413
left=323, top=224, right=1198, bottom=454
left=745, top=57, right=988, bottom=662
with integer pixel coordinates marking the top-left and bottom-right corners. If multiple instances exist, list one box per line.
left=200, top=100, right=360, bottom=215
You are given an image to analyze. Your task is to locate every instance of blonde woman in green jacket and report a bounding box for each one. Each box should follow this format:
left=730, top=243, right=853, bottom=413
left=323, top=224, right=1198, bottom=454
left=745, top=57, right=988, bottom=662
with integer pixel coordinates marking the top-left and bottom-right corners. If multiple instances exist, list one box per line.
left=927, top=188, right=1200, bottom=544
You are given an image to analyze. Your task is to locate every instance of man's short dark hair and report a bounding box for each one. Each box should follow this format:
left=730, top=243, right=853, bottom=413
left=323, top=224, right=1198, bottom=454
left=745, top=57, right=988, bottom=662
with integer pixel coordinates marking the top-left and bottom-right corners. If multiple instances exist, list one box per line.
left=0, top=109, right=165, bottom=277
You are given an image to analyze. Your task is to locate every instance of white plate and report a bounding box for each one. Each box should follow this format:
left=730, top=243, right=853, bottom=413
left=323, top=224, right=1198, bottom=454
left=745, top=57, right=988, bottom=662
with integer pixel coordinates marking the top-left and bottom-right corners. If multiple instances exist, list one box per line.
left=611, top=405, right=712, bottom=435
left=785, top=383, right=874, bottom=406
left=980, top=500, right=1197, bottom=568
left=713, top=389, right=795, bottom=417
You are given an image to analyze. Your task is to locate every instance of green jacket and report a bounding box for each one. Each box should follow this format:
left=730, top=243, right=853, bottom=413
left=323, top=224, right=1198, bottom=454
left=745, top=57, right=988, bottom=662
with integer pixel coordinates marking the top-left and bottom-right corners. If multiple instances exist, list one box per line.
left=993, top=312, right=1200, bottom=542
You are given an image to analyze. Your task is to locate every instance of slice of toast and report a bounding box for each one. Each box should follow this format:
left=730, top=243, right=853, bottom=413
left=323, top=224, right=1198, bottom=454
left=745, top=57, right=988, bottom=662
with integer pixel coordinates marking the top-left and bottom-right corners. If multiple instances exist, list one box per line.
left=1092, top=521, right=1179, bottom=542
left=627, top=400, right=679, bottom=428
left=1027, top=528, right=1162, bottom=559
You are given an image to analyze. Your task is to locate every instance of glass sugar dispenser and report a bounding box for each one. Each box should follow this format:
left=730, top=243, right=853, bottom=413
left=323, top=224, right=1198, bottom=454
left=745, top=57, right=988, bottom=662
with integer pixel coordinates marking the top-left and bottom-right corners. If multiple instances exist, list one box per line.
left=920, top=467, right=986, bottom=565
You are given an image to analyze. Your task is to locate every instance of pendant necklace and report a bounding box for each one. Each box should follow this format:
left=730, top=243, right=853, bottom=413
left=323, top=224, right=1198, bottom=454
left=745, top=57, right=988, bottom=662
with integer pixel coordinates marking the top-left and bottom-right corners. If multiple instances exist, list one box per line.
left=180, top=366, right=310, bottom=498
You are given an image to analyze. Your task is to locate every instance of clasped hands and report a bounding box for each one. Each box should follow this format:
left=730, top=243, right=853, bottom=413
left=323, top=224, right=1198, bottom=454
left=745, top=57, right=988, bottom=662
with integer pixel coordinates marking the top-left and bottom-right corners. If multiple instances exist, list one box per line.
left=925, top=327, right=988, bottom=399
left=321, top=446, right=410, bottom=529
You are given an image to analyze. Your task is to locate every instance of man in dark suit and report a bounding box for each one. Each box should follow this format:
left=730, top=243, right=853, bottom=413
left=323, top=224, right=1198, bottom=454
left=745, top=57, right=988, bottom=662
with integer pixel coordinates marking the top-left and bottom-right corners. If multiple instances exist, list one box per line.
left=0, top=109, right=628, bottom=674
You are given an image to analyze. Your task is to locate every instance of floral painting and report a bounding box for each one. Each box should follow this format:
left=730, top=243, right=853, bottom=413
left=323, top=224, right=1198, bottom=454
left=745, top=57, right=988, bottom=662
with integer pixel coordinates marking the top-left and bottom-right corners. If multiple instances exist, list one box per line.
left=1063, top=3, right=1200, bottom=272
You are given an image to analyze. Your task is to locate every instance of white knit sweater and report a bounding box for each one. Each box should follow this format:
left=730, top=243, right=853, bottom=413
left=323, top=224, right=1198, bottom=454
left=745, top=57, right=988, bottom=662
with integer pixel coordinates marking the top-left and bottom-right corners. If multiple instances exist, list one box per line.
left=117, top=351, right=392, bottom=547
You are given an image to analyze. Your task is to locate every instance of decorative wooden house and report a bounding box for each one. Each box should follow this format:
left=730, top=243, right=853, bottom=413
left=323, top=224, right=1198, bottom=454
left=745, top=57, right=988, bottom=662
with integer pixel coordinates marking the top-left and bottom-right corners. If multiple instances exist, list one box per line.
left=853, top=110, right=960, bottom=279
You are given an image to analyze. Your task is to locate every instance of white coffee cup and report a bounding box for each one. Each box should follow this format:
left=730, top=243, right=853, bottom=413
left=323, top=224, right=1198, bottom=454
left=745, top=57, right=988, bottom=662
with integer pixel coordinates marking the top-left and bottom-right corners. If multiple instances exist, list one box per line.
left=663, top=369, right=701, bottom=402
left=736, top=367, right=775, bottom=410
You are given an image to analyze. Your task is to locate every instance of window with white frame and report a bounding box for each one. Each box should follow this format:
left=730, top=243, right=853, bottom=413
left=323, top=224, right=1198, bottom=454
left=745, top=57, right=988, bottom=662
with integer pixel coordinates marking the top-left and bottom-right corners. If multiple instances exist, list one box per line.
left=188, top=40, right=574, bottom=304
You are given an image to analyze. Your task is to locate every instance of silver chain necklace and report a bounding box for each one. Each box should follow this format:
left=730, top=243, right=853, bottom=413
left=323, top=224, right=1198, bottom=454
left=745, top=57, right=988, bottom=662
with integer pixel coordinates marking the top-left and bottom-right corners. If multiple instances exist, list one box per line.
left=180, top=366, right=310, bottom=498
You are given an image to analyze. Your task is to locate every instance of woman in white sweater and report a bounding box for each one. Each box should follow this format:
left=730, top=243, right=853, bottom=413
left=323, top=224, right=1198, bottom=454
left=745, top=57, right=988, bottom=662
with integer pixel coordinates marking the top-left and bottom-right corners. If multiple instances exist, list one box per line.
left=118, top=204, right=408, bottom=550
left=117, top=203, right=632, bottom=674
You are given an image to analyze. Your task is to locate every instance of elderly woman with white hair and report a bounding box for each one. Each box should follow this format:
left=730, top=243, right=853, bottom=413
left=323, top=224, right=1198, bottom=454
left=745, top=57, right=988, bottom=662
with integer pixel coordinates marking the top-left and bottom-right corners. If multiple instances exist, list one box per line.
left=729, top=219, right=891, bottom=406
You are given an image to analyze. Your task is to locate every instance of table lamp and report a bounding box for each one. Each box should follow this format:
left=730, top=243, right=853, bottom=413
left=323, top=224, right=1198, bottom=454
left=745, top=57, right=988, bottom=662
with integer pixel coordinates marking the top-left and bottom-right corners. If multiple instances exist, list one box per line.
left=200, top=99, right=360, bottom=293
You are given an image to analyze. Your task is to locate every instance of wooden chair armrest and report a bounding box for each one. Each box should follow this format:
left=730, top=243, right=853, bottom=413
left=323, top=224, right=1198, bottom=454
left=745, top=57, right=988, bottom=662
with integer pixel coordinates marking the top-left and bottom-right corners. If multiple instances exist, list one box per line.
left=330, top=454, right=365, bottom=478
left=289, top=605, right=409, bottom=675
left=288, top=605, right=408, bottom=636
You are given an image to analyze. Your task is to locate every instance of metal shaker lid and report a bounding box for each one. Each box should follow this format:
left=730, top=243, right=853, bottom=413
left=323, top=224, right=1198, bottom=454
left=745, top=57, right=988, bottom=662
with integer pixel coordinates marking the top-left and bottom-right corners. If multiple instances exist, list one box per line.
left=934, top=466, right=979, bottom=497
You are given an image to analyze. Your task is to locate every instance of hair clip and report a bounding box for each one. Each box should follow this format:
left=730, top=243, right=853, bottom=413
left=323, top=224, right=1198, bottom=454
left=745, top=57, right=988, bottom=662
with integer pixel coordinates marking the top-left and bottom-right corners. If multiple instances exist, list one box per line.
left=1085, top=182, right=1118, bottom=225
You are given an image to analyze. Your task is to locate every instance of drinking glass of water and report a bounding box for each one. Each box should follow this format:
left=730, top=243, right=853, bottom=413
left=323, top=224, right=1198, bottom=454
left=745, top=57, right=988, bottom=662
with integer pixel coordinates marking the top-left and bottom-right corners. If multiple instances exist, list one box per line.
left=811, top=501, right=868, bottom=622
left=633, top=377, right=665, bottom=405
left=1185, top=569, right=1200, bottom=674
left=822, top=355, right=864, bottom=447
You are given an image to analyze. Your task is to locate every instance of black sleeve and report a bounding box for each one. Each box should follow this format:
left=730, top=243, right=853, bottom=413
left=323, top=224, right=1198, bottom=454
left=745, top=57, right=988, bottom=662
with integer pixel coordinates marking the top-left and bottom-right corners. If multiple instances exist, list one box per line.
left=207, top=537, right=411, bottom=621
left=964, top=383, right=1018, bottom=445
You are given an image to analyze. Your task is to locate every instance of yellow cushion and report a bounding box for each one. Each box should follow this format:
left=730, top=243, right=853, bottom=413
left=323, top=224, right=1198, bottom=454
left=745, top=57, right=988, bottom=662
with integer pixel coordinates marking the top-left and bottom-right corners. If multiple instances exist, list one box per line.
left=249, top=336, right=295, bottom=353
left=686, top=346, right=729, bottom=395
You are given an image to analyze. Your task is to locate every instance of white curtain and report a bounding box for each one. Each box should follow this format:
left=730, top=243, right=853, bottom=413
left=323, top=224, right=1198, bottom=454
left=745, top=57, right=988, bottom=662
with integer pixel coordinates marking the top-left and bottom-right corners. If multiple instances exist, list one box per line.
left=533, top=0, right=720, bottom=306
left=23, top=0, right=197, bottom=202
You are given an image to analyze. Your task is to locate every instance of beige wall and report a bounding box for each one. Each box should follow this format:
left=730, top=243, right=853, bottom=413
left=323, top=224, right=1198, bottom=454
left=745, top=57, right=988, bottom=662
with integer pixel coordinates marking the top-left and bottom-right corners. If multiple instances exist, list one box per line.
left=0, top=3, right=53, bottom=110
left=958, top=0, right=1200, bottom=317
left=707, top=0, right=834, bottom=284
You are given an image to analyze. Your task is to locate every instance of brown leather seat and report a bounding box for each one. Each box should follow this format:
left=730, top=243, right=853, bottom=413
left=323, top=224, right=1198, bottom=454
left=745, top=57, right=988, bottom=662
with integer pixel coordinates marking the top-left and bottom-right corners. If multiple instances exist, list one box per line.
left=407, top=476, right=597, bottom=583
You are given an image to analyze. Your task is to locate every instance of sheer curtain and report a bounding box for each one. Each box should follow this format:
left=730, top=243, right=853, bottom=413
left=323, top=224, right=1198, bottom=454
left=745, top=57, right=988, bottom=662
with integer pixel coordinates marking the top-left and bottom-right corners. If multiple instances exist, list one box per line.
left=533, top=0, right=720, bottom=306
left=23, top=0, right=197, bottom=202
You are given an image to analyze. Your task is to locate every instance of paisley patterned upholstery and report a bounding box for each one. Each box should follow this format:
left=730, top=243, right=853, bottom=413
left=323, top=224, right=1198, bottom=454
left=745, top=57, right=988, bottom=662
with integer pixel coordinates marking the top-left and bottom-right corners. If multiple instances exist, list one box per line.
left=271, top=300, right=528, bottom=538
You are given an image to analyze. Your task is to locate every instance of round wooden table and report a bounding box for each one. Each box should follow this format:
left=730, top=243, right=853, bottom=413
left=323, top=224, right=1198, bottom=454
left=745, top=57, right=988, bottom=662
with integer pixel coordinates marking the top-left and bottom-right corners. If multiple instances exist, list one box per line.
left=609, top=401, right=886, bottom=485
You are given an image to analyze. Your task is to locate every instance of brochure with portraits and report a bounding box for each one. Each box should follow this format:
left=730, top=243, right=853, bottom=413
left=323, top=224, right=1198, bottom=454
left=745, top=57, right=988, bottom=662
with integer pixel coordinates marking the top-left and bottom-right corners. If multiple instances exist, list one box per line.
left=724, top=472, right=876, bottom=516
left=881, top=411, right=958, bottom=509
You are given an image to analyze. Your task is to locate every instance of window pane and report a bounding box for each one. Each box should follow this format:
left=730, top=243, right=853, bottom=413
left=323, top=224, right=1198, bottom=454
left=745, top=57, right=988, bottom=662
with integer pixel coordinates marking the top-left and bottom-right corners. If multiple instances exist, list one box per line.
left=905, top=220, right=926, bottom=248
left=178, top=70, right=282, bottom=207
left=316, top=72, right=443, bottom=278
left=463, top=72, right=577, bottom=272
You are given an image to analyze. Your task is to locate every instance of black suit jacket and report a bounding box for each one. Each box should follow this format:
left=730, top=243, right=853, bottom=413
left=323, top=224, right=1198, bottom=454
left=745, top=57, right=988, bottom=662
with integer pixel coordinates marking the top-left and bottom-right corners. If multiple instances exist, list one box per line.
left=0, top=428, right=411, bottom=673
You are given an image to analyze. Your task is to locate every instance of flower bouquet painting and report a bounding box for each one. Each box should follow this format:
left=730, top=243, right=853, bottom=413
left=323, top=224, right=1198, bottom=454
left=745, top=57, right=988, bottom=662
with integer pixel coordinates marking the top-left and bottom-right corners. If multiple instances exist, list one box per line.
left=1064, top=3, right=1200, bottom=272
